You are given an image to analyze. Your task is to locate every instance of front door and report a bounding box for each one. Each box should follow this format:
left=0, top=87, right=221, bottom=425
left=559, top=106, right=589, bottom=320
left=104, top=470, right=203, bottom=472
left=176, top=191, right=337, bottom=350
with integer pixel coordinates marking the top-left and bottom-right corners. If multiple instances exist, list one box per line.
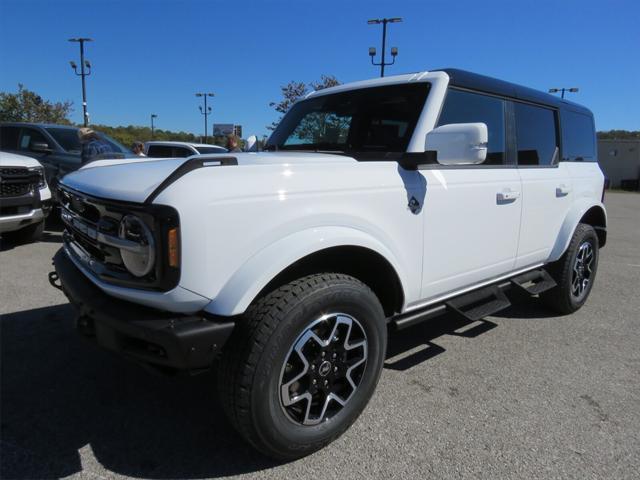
left=417, top=88, right=523, bottom=304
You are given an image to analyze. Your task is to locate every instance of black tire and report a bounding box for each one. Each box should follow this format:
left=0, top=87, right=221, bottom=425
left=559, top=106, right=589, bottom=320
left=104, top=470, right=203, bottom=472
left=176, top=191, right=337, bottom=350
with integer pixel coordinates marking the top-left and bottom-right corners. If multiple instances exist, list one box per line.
left=542, top=223, right=599, bottom=314
left=218, top=273, right=387, bottom=460
left=4, top=220, right=44, bottom=244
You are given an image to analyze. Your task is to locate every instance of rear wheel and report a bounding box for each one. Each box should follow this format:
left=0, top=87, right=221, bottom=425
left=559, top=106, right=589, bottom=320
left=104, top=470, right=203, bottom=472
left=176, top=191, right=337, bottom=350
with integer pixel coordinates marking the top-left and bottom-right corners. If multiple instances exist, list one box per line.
left=218, top=273, right=387, bottom=460
left=542, top=223, right=599, bottom=314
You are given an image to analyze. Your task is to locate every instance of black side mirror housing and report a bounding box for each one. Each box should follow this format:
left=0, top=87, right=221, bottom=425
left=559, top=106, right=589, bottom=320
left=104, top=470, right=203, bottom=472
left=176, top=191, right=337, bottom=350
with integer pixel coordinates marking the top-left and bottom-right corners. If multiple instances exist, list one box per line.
left=30, top=142, right=52, bottom=153
left=397, top=151, right=438, bottom=171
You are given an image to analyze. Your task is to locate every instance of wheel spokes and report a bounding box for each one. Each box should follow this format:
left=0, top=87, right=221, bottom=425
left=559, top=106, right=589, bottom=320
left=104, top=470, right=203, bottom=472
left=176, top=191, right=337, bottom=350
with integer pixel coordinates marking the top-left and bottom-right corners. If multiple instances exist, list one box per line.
left=279, top=313, right=368, bottom=426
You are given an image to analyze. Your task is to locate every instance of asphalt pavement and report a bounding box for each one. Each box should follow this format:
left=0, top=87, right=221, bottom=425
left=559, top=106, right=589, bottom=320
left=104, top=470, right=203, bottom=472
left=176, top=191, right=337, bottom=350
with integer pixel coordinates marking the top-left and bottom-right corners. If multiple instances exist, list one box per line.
left=1, top=192, right=639, bottom=479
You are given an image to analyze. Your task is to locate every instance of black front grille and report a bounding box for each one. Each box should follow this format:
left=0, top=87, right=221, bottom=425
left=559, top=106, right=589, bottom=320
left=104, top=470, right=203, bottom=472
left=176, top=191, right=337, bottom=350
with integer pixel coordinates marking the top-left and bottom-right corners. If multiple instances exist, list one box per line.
left=0, top=167, right=40, bottom=198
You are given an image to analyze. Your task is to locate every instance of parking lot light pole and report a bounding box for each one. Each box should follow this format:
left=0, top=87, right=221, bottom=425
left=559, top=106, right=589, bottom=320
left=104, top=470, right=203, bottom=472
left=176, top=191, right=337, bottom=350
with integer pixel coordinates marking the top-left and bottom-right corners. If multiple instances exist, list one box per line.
left=195, top=92, right=214, bottom=143
left=548, top=87, right=579, bottom=99
left=68, top=38, right=93, bottom=127
left=367, top=17, right=402, bottom=77
left=150, top=114, right=157, bottom=139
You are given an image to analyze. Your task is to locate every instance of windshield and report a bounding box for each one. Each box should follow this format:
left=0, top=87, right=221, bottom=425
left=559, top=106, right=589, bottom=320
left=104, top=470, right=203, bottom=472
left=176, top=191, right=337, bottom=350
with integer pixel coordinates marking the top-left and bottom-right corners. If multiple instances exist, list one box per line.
left=196, top=146, right=228, bottom=154
left=266, top=83, right=430, bottom=153
left=46, top=127, right=132, bottom=155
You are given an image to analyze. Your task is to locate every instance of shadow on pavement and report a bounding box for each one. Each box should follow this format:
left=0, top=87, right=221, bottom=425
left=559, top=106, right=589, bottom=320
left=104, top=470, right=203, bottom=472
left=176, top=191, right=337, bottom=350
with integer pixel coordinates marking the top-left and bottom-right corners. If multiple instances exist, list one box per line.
left=1, top=292, right=553, bottom=478
left=0, top=304, right=279, bottom=479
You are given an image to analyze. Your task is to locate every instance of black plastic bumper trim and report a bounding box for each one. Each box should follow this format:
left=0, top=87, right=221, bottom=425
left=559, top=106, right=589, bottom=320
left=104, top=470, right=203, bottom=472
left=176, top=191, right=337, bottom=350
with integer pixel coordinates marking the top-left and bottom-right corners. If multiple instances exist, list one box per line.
left=52, top=247, right=234, bottom=371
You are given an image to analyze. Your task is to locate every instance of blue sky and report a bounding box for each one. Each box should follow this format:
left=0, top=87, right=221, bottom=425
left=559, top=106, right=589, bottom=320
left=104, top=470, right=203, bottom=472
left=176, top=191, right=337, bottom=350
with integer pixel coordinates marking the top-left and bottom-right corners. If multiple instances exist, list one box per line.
left=1, top=0, right=638, bottom=138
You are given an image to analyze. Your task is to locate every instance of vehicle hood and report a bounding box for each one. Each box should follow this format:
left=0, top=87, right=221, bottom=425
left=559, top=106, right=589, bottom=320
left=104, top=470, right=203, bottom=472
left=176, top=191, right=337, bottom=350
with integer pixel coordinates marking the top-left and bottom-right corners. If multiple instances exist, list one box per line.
left=0, top=151, right=44, bottom=169
left=60, top=152, right=354, bottom=203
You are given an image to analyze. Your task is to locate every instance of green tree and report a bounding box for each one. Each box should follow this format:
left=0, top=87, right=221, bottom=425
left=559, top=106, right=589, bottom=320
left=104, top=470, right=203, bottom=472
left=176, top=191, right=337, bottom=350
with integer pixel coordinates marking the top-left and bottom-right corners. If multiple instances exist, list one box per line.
left=597, top=130, right=640, bottom=140
left=268, top=75, right=340, bottom=130
left=0, top=84, right=73, bottom=124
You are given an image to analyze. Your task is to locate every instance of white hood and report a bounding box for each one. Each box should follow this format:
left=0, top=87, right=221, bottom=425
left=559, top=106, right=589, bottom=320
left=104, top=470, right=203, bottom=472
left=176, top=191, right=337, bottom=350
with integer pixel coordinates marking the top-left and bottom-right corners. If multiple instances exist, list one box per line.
left=0, top=151, right=44, bottom=169
left=61, top=152, right=353, bottom=203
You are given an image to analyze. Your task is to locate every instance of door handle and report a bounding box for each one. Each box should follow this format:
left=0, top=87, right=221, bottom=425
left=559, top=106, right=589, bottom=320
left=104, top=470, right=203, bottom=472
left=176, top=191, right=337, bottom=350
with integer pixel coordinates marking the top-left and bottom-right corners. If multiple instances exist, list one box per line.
left=556, top=184, right=571, bottom=197
left=497, top=190, right=520, bottom=203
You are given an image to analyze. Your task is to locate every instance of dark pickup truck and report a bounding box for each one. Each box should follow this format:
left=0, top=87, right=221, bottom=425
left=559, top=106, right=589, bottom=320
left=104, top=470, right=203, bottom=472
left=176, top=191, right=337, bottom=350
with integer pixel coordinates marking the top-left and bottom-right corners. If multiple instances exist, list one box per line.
left=0, top=122, right=132, bottom=197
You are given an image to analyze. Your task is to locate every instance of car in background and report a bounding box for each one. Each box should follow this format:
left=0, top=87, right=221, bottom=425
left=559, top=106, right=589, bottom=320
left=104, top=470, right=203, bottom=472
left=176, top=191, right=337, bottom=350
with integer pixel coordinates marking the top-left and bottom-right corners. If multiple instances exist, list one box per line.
left=0, top=151, right=52, bottom=243
left=0, top=122, right=132, bottom=195
left=144, top=141, right=227, bottom=158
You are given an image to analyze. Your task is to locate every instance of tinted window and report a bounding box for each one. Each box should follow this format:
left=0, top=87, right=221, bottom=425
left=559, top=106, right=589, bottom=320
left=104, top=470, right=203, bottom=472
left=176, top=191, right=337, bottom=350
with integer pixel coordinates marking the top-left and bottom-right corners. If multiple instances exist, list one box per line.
left=561, top=110, right=596, bottom=161
left=196, top=146, right=228, bottom=154
left=267, top=83, right=430, bottom=153
left=146, top=145, right=174, bottom=157
left=514, top=103, right=558, bottom=166
left=46, top=127, right=81, bottom=153
left=172, top=147, right=193, bottom=157
left=0, top=126, right=20, bottom=150
left=19, top=128, right=48, bottom=151
left=437, top=89, right=506, bottom=165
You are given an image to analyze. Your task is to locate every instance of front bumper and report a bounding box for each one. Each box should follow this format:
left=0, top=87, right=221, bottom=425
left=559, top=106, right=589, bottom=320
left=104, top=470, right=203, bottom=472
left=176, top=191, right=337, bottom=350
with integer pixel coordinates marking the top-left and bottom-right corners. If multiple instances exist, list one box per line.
left=51, top=248, right=235, bottom=372
left=0, top=192, right=51, bottom=233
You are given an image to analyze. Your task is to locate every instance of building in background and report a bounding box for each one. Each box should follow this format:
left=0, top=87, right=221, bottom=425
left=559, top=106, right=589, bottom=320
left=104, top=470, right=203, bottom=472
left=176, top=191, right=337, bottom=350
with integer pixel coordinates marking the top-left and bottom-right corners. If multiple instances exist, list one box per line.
left=597, top=139, right=640, bottom=190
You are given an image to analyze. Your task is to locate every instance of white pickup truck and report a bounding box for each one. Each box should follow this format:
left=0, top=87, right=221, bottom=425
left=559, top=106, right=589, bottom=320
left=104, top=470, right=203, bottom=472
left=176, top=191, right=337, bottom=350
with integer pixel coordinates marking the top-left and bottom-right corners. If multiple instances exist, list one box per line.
left=0, top=151, right=52, bottom=243
left=50, top=68, right=606, bottom=460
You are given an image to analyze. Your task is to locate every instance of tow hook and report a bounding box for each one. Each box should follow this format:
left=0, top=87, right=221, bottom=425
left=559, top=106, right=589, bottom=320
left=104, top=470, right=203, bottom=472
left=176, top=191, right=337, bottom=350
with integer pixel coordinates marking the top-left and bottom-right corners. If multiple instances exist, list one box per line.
left=48, top=271, right=63, bottom=291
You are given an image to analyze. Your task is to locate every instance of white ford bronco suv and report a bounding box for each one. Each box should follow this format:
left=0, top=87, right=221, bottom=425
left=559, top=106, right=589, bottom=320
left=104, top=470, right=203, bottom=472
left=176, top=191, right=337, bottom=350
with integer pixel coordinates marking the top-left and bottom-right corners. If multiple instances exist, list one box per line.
left=50, top=69, right=606, bottom=460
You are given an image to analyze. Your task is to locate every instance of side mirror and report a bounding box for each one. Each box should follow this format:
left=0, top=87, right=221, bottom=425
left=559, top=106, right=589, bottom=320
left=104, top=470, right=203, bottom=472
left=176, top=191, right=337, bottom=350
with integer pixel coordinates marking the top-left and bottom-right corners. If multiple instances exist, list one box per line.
left=30, top=141, right=52, bottom=153
left=425, top=123, right=488, bottom=165
left=245, top=135, right=258, bottom=152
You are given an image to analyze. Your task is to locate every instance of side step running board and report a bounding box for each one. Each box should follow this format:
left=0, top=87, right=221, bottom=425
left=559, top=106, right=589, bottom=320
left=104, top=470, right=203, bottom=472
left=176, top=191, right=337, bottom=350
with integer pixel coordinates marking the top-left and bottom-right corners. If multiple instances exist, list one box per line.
left=510, top=269, right=556, bottom=296
left=445, top=285, right=511, bottom=322
left=392, top=284, right=512, bottom=330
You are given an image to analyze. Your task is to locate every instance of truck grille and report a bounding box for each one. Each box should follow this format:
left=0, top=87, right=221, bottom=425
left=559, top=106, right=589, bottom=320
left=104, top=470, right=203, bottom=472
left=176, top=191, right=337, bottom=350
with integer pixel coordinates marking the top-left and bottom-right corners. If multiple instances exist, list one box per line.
left=0, top=167, right=41, bottom=198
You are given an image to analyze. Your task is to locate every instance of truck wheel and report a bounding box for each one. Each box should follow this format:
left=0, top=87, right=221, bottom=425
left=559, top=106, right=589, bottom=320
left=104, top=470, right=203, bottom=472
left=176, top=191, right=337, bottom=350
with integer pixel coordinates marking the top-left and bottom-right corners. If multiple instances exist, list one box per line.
left=5, top=220, right=44, bottom=244
left=218, top=273, right=387, bottom=460
left=542, top=223, right=599, bottom=314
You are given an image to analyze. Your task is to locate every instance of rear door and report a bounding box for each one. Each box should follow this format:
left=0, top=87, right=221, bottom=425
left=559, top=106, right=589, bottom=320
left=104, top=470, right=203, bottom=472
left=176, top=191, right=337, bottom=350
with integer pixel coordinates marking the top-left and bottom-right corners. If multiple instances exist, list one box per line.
left=513, top=102, right=572, bottom=268
left=419, top=89, right=523, bottom=301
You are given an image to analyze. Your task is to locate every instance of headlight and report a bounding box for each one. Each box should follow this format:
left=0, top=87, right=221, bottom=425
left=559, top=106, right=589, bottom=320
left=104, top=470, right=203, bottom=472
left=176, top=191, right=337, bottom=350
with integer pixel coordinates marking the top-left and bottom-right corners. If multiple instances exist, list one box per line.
left=28, top=166, right=46, bottom=189
left=118, top=215, right=155, bottom=277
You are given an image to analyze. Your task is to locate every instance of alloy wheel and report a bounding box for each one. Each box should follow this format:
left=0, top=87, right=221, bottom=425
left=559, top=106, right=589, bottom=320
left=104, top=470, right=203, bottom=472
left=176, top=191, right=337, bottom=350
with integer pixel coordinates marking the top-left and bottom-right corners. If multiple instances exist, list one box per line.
left=279, top=313, right=368, bottom=426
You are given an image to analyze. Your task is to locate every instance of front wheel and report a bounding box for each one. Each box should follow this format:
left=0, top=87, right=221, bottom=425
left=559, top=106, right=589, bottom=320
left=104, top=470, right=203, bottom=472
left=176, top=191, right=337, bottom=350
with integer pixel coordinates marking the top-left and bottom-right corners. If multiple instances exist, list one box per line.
left=542, top=223, right=599, bottom=314
left=218, top=273, right=387, bottom=460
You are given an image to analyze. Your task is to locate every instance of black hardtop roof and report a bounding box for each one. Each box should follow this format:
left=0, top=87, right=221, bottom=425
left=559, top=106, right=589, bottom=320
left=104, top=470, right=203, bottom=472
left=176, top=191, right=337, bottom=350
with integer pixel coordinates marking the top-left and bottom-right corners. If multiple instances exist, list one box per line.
left=435, top=68, right=592, bottom=116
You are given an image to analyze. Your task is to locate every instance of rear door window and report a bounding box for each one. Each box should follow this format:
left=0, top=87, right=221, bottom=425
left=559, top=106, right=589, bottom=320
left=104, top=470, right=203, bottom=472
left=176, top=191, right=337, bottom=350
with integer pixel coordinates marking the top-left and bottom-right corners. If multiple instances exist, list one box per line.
left=146, top=145, right=174, bottom=157
left=514, top=103, right=559, bottom=166
left=437, top=89, right=507, bottom=165
left=172, top=147, right=193, bottom=157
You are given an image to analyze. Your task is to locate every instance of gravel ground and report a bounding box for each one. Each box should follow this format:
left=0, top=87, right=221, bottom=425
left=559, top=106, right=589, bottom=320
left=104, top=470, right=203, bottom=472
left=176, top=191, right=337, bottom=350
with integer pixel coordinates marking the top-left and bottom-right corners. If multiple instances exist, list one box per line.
left=1, top=192, right=639, bottom=479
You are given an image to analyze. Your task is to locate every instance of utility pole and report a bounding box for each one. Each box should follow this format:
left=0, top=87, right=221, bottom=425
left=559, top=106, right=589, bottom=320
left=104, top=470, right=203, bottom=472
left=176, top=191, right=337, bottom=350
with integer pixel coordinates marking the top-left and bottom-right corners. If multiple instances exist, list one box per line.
left=368, top=18, right=402, bottom=77
left=68, top=38, right=93, bottom=126
left=549, top=87, right=579, bottom=99
left=195, top=92, right=214, bottom=143
left=150, top=114, right=157, bottom=138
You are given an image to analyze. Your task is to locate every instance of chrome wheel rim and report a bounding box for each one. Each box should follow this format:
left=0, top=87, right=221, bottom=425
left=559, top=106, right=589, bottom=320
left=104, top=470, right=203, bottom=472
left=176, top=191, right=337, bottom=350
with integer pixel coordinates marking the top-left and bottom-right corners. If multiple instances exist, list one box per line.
left=279, top=313, right=368, bottom=426
left=571, top=241, right=595, bottom=299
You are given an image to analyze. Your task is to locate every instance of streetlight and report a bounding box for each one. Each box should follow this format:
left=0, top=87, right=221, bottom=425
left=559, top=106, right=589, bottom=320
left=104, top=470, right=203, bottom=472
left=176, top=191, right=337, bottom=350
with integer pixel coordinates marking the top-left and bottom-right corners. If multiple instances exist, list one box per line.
left=548, top=87, right=579, bottom=99
left=150, top=114, right=158, bottom=139
left=68, top=37, right=93, bottom=126
left=195, top=92, right=214, bottom=143
left=367, top=17, right=402, bottom=77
